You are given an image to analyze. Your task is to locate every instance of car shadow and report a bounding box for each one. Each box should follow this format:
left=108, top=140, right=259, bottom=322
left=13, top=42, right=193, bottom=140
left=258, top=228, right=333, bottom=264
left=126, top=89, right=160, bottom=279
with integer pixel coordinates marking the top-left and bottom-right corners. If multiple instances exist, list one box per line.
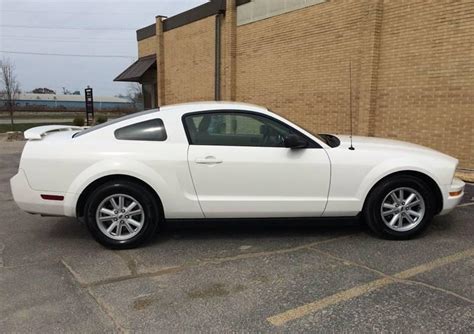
left=155, top=217, right=365, bottom=242
left=47, top=217, right=91, bottom=241
left=46, top=216, right=366, bottom=246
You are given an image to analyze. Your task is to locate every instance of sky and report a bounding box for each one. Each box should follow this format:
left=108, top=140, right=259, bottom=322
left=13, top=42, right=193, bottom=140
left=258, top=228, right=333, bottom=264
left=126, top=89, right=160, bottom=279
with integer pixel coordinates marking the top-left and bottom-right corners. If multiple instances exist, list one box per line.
left=0, top=0, right=206, bottom=97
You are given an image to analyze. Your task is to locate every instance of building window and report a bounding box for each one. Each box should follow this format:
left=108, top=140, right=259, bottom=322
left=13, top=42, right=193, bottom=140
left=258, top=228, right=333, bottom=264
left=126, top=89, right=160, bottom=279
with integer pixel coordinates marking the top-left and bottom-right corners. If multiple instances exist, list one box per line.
left=237, top=0, right=326, bottom=26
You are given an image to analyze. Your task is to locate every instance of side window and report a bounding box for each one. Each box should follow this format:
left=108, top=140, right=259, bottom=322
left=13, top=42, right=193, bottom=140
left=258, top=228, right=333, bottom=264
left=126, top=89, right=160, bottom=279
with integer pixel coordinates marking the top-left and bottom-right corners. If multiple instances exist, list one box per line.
left=115, top=119, right=167, bottom=141
left=184, top=112, right=297, bottom=147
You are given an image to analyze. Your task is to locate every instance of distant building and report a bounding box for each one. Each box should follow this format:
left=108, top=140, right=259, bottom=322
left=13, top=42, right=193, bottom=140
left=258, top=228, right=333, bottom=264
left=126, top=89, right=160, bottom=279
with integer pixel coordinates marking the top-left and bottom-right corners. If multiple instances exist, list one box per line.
left=0, top=93, right=134, bottom=111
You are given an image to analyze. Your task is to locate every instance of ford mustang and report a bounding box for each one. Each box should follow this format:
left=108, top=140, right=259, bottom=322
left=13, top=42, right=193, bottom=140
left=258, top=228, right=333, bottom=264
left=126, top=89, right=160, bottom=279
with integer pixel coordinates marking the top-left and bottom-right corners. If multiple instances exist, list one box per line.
left=10, top=102, right=465, bottom=248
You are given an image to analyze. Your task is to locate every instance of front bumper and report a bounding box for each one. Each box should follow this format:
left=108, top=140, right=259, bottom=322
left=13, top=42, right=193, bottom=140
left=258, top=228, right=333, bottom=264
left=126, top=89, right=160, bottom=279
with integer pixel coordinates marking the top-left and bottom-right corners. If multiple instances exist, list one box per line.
left=439, top=177, right=465, bottom=215
left=10, top=169, right=66, bottom=216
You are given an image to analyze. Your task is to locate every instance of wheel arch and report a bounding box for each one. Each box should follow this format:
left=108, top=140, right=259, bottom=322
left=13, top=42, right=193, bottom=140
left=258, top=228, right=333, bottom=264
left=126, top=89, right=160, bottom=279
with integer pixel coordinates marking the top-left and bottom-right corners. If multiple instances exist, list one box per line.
left=362, top=170, right=443, bottom=215
left=75, top=174, right=164, bottom=220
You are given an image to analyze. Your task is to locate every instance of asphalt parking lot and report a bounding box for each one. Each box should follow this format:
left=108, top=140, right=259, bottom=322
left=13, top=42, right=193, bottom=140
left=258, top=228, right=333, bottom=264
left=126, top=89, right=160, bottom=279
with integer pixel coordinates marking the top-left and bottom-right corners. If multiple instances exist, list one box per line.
left=1, top=141, right=473, bottom=333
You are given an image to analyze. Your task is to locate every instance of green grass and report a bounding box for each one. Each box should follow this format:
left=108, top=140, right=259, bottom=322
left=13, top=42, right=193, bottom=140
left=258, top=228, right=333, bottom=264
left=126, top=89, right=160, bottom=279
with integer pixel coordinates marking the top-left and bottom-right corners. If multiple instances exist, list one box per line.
left=0, top=122, right=73, bottom=133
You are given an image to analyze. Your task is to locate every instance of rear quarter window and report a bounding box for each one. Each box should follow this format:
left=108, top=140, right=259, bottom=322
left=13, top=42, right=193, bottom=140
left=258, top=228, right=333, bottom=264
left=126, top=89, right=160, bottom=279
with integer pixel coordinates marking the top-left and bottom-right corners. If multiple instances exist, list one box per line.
left=73, top=109, right=157, bottom=138
left=115, top=119, right=167, bottom=141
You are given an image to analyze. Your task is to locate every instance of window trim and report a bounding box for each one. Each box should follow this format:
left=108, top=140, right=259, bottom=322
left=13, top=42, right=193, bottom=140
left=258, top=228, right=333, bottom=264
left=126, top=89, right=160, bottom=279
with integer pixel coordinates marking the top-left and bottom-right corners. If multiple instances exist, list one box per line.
left=181, top=110, right=321, bottom=149
left=114, top=118, right=168, bottom=142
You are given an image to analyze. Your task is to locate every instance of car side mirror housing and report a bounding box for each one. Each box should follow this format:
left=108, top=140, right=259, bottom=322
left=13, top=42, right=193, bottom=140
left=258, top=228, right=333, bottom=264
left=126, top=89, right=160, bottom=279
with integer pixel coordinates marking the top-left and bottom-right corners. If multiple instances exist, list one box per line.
left=284, top=134, right=308, bottom=149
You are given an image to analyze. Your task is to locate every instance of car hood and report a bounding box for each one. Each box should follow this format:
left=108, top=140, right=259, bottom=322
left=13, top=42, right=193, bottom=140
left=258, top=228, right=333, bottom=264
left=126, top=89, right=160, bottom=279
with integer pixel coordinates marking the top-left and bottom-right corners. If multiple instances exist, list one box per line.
left=334, top=135, right=455, bottom=160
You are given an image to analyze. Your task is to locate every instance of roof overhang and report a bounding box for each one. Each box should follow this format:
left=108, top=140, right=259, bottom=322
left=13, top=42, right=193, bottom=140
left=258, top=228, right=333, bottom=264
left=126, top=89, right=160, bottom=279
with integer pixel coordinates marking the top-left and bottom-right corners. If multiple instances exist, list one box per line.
left=136, top=0, right=251, bottom=41
left=114, top=55, right=156, bottom=82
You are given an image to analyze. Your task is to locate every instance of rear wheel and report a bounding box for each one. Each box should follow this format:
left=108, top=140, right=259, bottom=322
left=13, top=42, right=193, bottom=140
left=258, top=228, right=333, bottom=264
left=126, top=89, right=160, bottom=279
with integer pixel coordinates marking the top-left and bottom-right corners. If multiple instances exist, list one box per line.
left=84, top=180, right=160, bottom=249
left=363, top=175, right=436, bottom=239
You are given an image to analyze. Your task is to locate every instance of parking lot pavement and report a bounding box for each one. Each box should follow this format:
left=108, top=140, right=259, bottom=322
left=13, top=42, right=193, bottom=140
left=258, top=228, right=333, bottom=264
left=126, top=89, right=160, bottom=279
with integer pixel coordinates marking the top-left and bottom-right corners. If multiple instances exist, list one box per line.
left=1, top=142, right=473, bottom=333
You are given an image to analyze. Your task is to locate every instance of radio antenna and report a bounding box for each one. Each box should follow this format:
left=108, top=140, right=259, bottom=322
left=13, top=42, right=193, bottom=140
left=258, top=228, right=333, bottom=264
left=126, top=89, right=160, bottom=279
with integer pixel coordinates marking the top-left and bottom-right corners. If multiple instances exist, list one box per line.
left=348, top=61, right=355, bottom=151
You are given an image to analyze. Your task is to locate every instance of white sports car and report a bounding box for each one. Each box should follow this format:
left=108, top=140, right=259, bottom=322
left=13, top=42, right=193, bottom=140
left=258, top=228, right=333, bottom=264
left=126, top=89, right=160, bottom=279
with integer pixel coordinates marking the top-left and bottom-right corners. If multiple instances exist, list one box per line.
left=11, top=102, right=465, bottom=248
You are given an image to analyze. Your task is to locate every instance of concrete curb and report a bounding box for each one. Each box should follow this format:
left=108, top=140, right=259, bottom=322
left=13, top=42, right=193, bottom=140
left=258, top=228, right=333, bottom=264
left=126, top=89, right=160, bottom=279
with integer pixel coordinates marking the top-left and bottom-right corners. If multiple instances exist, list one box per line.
left=456, top=170, right=474, bottom=183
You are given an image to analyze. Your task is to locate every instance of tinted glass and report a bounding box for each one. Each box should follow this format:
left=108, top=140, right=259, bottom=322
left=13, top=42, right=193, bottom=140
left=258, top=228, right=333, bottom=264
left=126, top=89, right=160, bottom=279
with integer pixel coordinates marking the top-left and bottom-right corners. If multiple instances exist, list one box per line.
left=184, top=112, right=298, bottom=147
left=115, top=119, right=167, bottom=141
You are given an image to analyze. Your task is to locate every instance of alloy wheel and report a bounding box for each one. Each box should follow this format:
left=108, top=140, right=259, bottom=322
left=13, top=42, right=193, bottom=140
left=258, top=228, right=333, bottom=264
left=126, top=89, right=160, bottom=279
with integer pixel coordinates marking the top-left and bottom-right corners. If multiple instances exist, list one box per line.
left=380, top=187, right=426, bottom=232
left=95, top=194, right=145, bottom=241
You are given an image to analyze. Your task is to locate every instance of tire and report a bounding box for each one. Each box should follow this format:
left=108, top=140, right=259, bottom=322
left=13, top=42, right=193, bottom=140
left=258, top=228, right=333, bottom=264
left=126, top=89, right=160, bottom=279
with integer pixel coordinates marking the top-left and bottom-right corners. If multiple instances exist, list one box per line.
left=363, top=175, right=436, bottom=239
left=84, top=180, right=160, bottom=249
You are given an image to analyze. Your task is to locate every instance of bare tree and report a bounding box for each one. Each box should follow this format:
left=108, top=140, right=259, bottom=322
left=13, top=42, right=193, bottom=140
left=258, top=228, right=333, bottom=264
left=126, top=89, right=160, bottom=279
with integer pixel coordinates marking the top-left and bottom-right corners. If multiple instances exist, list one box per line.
left=0, top=58, right=21, bottom=130
left=127, top=83, right=143, bottom=110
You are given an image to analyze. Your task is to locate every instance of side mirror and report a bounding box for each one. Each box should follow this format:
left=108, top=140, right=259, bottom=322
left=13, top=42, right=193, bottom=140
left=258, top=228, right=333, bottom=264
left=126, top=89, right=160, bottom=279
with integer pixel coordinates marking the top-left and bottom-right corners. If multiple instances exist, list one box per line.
left=284, top=134, right=308, bottom=149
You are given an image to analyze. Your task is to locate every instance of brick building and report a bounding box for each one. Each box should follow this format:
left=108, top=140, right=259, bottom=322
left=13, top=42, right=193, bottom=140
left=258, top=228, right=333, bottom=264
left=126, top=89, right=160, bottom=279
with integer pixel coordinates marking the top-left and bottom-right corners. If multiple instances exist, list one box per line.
left=115, top=0, right=474, bottom=169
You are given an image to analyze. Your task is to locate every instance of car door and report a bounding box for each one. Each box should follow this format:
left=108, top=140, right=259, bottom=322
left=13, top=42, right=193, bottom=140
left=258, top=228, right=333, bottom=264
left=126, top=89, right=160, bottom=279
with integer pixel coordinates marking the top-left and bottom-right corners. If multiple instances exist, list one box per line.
left=184, top=111, right=331, bottom=218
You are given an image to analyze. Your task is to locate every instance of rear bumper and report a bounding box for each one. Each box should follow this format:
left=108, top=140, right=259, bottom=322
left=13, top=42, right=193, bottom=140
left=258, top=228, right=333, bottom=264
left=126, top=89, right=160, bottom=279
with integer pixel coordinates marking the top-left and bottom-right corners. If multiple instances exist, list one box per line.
left=10, top=169, right=67, bottom=216
left=439, top=177, right=465, bottom=215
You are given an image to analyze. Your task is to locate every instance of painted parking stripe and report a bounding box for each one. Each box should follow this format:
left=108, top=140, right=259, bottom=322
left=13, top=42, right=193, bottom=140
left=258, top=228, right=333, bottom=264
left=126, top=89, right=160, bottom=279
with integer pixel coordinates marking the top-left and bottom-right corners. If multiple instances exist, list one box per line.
left=458, top=202, right=474, bottom=207
left=267, top=247, right=474, bottom=327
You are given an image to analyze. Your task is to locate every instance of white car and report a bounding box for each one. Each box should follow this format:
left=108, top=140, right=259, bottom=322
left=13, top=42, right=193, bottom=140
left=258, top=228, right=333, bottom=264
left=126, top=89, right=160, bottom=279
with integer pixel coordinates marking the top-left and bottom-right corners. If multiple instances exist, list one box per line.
left=11, top=102, right=465, bottom=248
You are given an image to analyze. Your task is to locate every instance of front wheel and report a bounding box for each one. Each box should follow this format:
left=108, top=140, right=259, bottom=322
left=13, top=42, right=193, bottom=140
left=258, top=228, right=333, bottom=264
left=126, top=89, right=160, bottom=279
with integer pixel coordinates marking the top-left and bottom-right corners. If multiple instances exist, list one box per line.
left=363, top=175, right=436, bottom=239
left=84, top=180, right=160, bottom=249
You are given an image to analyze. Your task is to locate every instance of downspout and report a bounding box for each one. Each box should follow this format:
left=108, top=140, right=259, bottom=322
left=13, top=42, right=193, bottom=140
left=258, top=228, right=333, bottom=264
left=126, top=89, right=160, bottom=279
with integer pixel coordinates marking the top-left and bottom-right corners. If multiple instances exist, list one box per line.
left=215, top=11, right=223, bottom=101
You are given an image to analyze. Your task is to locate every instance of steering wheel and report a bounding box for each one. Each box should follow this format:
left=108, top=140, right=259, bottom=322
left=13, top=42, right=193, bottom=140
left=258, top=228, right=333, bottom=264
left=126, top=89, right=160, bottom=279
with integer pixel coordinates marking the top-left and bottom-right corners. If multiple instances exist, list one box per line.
left=262, top=131, right=271, bottom=146
left=276, top=133, right=285, bottom=146
left=262, top=129, right=285, bottom=147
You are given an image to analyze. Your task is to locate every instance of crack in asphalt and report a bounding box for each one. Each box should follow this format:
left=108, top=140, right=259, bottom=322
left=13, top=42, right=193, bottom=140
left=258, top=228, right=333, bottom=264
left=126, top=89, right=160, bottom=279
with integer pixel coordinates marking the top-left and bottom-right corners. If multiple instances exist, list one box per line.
left=115, top=251, right=138, bottom=276
left=56, top=234, right=359, bottom=331
left=60, top=259, right=128, bottom=334
left=84, top=286, right=129, bottom=334
left=62, top=234, right=358, bottom=288
left=0, top=241, right=4, bottom=268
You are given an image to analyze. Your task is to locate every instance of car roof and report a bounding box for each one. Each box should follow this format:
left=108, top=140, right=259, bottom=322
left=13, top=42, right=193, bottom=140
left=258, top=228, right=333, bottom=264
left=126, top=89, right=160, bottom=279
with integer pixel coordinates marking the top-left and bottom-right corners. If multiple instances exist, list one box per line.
left=74, top=102, right=271, bottom=139
left=158, top=101, right=269, bottom=117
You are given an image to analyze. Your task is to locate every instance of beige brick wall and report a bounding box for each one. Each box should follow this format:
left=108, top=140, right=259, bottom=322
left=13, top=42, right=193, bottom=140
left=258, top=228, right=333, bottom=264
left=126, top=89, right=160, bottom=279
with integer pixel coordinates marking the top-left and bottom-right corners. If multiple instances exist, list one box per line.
left=163, top=16, right=216, bottom=104
left=138, top=37, right=156, bottom=57
left=374, top=0, right=474, bottom=169
left=236, top=0, right=365, bottom=137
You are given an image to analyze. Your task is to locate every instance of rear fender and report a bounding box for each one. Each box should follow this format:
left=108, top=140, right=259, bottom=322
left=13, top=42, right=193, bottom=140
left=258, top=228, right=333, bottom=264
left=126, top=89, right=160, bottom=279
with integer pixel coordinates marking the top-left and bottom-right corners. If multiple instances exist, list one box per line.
left=63, top=159, right=170, bottom=217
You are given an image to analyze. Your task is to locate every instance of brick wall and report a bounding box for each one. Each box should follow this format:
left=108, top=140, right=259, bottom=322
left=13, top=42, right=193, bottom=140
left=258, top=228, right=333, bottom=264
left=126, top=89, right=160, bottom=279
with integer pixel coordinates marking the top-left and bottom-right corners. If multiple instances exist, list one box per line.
left=162, top=16, right=216, bottom=104
left=236, top=0, right=367, bottom=136
left=138, top=37, right=156, bottom=57
left=374, top=0, right=474, bottom=169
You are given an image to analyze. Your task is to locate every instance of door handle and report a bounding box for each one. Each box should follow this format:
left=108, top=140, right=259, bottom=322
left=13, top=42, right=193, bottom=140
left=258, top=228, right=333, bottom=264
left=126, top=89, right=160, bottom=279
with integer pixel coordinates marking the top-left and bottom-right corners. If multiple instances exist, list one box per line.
left=195, top=156, right=223, bottom=165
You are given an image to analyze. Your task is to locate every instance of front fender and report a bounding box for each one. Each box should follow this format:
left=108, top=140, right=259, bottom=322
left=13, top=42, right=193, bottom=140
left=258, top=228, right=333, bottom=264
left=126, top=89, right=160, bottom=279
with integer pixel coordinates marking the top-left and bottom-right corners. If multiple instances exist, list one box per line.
left=356, top=158, right=445, bottom=204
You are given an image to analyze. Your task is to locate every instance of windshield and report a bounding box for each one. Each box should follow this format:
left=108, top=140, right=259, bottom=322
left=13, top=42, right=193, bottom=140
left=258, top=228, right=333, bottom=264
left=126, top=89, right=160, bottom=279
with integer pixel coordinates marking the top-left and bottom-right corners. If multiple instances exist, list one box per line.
left=73, top=109, right=157, bottom=138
